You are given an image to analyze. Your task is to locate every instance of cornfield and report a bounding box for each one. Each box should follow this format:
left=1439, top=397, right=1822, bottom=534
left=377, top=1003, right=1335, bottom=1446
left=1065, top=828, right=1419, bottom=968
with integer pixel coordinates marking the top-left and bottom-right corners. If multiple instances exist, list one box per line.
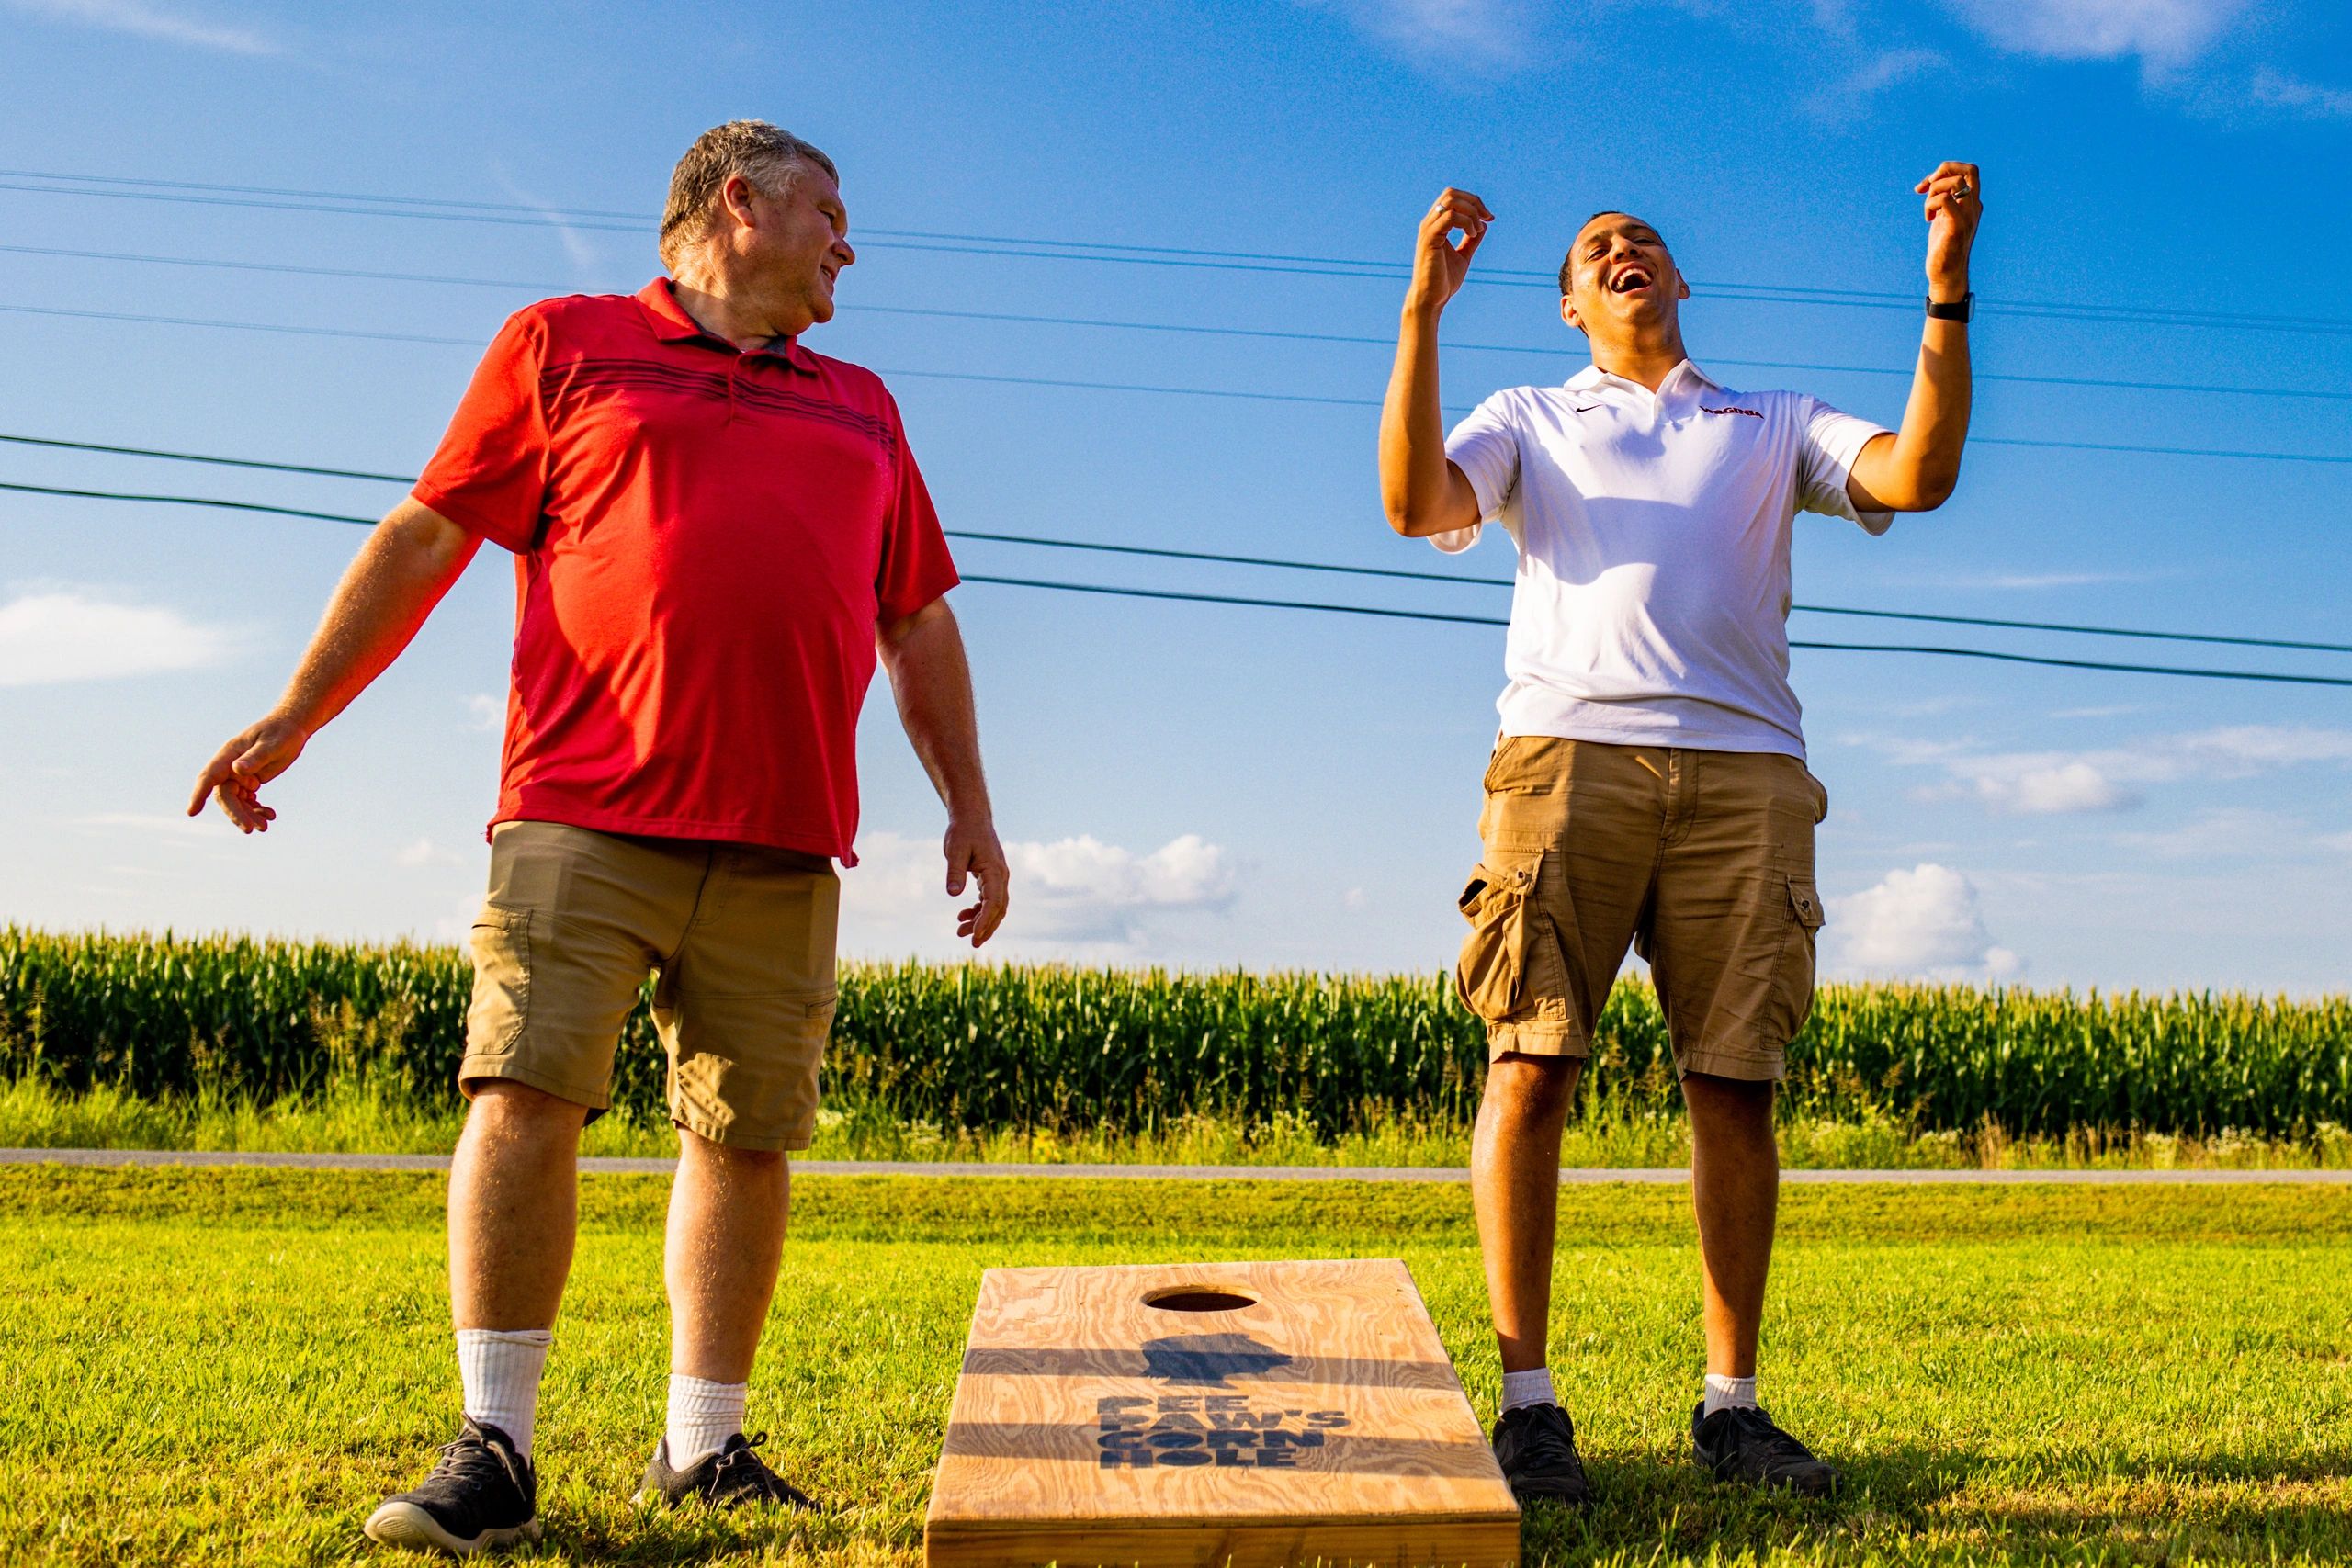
left=2, top=926, right=2346, bottom=1136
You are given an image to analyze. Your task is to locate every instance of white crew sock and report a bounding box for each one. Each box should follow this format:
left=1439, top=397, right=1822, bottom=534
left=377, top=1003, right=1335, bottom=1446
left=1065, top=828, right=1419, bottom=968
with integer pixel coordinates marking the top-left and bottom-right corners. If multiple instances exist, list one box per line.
left=666, top=1374, right=749, bottom=1467
left=1702, top=1372, right=1758, bottom=1417
left=457, top=1328, right=553, bottom=1456
left=1499, top=1367, right=1557, bottom=1414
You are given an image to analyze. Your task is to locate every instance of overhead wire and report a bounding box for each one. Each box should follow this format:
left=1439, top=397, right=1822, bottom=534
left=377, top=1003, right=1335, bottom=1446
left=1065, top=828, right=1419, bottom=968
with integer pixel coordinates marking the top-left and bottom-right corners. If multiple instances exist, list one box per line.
left=7, top=167, right=2352, bottom=334
left=3, top=471, right=2346, bottom=684
left=5, top=302, right=2349, bottom=467
left=9, top=243, right=2352, bottom=405
left=5, top=430, right=2349, bottom=656
left=3, top=174, right=2345, bottom=681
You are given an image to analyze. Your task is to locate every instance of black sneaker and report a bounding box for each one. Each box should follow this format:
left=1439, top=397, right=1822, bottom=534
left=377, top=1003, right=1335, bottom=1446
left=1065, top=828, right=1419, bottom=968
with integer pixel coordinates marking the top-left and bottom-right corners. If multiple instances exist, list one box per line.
left=363, top=1417, right=541, bottom=1555
left=1690, top=1402, right=1840, bottom=1497
left=636, top=1432, right=815, bottom=1510
left=1490, top=1402, right=1593, bottom=1507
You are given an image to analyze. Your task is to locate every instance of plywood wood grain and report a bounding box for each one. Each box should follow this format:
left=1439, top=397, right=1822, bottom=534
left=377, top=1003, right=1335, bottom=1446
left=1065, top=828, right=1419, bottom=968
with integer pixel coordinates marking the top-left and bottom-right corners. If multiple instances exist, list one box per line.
left=924, top=1258, right=1519, bottom=1568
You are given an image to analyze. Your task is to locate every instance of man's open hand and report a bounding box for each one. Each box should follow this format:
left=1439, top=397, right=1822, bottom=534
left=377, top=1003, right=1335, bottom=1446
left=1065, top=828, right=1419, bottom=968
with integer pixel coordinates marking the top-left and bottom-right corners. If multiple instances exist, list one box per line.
left=944, top=815, right=1010, bottom=948
left=1407, top=187, right=1494, bottom=318
left=187, top=713, right=310, bottom=833
left=1915, top=160, right=1982, bottom=299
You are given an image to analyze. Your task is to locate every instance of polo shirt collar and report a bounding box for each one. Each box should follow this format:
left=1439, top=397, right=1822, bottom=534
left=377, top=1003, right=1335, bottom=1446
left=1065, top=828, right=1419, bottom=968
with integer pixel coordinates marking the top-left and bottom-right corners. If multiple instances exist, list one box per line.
left=635, top=277, right=820, bottom=374
left=1567, top=358, right=1721, bottom=399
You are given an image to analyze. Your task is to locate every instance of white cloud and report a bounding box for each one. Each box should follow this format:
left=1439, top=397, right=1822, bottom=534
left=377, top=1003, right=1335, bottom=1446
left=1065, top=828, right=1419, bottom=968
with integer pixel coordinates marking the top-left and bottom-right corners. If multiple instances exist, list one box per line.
left=0, top=589, right=243, bottom=686
left=1828, top=863, right=2020, bottom=982
left=1939, top=0, right=2248, bottom=73
left=396, top=837, right=465, bottom=869
left=435, top=890, right=488, bottom=945
left=72, top=810, right=232, bottom=840
left=493, top=171, right=601, bottom=278
left=2113, top=807, right=2303, bottom=861
left=1845, top=47, right=1948, bottom=95
left=6, top=0, right=280, bottom=55
left=1950, top=570, right=2160, bottom=590
left=1960, top=757, right=2142, bottom=815
left=1299, top=0, right=1528, bottom=69
left=465, top=693, right=503, bottom=731
left=1881, top=725, right=2352, bottom=817
left=2249, top=65, right=2352, bottom=119
left=842, top=829, right=1236, bottom=953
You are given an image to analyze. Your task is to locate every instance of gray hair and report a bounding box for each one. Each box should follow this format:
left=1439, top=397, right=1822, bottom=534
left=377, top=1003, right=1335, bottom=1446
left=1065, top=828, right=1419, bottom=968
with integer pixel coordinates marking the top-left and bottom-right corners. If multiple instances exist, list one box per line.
left=659, top=120, right=839, bottom=268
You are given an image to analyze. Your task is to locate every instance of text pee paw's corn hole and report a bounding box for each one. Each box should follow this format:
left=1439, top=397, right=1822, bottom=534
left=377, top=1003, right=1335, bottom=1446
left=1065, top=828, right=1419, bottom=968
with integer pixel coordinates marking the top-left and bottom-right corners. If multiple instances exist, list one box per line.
left=925, top=1258, right=1520, bottom=1568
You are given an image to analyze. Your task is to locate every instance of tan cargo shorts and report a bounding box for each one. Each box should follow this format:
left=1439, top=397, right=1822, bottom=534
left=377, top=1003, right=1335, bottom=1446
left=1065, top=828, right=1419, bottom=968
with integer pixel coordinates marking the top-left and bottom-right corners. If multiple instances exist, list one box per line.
left=1455, top=737, right=1827, bottom=1081
left=459, top=820, right=841, bottom=1151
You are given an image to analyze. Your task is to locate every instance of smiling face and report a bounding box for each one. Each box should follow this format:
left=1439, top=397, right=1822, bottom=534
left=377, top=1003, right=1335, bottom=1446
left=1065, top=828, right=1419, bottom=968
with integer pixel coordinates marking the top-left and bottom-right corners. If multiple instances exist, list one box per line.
left=1560, top=211, right=1689, bottom=340
left=735, top=164, right=855, bottom=332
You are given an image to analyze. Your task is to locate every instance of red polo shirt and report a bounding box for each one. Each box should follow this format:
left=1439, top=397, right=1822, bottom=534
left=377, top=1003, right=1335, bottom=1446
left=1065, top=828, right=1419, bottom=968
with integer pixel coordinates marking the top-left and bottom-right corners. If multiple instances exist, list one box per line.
left=413, top=279, right=959, bottom=863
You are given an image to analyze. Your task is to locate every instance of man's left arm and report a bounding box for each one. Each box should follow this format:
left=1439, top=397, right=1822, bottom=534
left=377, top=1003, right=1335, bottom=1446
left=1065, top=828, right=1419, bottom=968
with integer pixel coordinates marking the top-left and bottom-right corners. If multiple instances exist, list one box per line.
left=876, top=598, right=1010, bottom=947
left=1849, top=160, right=1983, bottom=513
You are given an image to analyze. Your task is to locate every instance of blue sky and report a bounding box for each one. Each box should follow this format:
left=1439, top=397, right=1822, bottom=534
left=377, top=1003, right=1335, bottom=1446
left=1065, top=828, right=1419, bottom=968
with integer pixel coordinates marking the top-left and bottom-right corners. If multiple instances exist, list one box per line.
left=1, top=0, right=2347, bottom=993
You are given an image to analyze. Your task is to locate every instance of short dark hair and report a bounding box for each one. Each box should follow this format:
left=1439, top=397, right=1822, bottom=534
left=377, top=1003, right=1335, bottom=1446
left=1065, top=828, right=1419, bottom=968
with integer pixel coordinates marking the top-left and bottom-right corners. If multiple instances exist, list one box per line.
left=1558, top=209, right=1663, bottom=295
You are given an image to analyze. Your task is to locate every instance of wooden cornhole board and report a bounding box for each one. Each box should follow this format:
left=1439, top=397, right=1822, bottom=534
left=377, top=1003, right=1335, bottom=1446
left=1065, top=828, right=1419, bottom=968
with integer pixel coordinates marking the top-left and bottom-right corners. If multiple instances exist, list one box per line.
left=924, top=1258, right=1520, bottom=1568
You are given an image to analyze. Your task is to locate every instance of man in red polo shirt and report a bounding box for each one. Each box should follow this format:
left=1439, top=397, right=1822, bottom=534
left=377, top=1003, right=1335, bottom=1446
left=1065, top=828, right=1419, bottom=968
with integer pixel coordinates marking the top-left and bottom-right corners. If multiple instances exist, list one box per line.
left=187, top=121, right=1009, bottom=1552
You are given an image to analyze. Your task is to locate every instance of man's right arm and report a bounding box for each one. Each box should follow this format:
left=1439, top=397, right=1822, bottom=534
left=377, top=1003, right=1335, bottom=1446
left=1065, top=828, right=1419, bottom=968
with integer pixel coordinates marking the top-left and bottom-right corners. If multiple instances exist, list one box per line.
left=187, top=499, right=481, bottom=831
left=1379, top=186, right=1492, bottom=539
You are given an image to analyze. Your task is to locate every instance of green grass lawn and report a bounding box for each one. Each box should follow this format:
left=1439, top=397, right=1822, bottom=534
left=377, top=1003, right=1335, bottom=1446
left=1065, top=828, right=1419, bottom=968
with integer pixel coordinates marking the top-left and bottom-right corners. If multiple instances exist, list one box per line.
left=1, top=1168, right=2346, bottom=1566
left=9, top=1077, right=2351, bottom=1171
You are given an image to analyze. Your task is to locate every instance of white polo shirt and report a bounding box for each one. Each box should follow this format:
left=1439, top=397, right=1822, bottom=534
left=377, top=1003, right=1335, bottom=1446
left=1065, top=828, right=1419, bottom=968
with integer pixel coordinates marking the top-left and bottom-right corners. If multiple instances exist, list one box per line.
left=1438, top=359, right=1892, bottom=761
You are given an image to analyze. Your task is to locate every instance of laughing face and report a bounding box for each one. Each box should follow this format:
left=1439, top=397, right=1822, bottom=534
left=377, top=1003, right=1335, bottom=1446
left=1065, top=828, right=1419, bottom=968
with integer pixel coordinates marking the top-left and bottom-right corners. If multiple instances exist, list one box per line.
left=1561, top=211, right=1689, bottom=337
left=742, top=164, right=855, bottom=331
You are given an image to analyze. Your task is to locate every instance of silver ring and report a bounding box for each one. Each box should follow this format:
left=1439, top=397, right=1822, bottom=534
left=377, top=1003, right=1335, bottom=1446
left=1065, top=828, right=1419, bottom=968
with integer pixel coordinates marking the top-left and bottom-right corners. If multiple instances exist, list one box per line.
left=1954, top=181, right=1972, bottom=199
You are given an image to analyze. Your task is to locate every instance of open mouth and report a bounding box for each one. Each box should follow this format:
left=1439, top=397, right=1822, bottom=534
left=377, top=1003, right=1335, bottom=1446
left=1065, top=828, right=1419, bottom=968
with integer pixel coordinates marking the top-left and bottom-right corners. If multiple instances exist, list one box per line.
left=1610, top=265, right=1653, bottom=295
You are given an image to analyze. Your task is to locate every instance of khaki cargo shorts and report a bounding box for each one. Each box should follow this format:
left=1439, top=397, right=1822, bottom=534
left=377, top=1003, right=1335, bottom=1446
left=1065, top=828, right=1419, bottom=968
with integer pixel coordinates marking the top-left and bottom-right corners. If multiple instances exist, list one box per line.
left=459, top=821, right=841, bottom=1151
left=1455, top=737, right=1827, bottom=1081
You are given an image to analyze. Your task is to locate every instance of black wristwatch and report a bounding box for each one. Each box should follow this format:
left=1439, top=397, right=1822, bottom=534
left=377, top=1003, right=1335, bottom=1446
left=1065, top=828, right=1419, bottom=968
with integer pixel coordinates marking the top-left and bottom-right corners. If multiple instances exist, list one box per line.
left=1926, top=292, right=1973, bottom=322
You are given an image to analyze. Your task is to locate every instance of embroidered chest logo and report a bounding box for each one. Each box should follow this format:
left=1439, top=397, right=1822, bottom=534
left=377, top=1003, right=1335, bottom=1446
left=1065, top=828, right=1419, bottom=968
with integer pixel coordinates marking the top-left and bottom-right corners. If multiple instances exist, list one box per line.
left=1702, top=405, right=1763, bottom=420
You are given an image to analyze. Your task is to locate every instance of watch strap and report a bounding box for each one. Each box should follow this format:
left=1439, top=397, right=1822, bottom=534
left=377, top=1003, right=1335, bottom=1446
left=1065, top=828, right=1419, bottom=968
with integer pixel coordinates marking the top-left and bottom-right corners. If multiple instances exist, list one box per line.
left=1926, top=291, right=1974, bottom=322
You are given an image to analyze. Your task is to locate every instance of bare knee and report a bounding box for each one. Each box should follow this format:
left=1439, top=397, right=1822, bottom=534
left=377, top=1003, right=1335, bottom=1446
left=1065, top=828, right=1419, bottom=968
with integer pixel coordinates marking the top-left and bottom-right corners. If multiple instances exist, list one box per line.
left=1681, top=1071, right=1774, bottom=1134
left=677, top=1125, right=786, bottom=1176
left=466, top=1079, right=591, bottom=1135
left=1482, top=1053, right=1583, bottom=1122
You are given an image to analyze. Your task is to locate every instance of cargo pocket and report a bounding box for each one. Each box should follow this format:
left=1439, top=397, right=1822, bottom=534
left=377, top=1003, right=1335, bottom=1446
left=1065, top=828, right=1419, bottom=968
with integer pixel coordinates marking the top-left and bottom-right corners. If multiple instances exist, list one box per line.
left=1453, top=844, right=1547, bottom=1021
left=1773, top=874, right=1826, bottom=1039
left=464, top=904, right=531, bottom=1057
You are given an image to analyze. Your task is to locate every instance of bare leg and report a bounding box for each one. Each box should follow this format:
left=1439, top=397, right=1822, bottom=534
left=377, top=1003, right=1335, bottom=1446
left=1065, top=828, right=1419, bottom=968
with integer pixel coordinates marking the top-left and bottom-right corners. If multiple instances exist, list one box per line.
left=1682, top=1072, right=1778, bottom=1377
left=1471, top=1054, right=1584, bottom=1373
left=449, top=1080, right=590, bottom=1330
left=665, top=1130, right=791, bottom=1382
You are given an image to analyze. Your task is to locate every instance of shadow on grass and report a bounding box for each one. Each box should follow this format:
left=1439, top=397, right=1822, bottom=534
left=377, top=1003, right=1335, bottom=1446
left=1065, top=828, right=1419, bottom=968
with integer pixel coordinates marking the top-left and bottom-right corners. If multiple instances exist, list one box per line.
left=428, top=1445, right=2352, bottom=1567
left=1518, top=1445, right=2352, bottom=1567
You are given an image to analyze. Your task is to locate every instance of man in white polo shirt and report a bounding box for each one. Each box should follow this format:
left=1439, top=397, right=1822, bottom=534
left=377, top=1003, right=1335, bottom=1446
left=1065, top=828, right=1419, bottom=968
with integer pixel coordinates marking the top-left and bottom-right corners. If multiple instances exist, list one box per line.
left=1378, top=164, right=1981, bottom=1505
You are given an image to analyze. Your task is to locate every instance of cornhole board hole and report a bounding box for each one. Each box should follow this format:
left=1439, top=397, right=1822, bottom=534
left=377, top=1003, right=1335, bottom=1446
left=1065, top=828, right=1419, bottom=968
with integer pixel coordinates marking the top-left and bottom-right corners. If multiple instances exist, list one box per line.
left=924, top=1258, right=1520, bottom=1568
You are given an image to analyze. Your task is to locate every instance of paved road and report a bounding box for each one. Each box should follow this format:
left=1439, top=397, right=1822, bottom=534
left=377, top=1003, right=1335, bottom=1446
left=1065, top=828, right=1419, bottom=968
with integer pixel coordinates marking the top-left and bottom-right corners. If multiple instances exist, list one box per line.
left=3, top=1148, right=2346, bottom=1184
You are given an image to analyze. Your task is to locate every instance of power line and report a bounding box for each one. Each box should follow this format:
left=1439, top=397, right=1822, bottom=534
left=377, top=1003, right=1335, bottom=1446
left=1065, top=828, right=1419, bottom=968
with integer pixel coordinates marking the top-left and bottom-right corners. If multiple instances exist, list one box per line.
left=959, top=576, right=2352, bottom=687
left=6, top=302, right=2350, bottom=468
left=0, top=243, right=559, bottom=293
left=8, top=168, right=2352, bottom=336
left=13, top=243, right=2352, bottom=406
left=0, top=300, right=478, bottom=346
left=6, top=430, right=2349, bottom=656
left=5, top=473, right=2346, bottom=683
left=920, top=531, right=2352, bottom=658
left=0, top=478, right=375, bottom=525
left=0, top=432, right=414, bottom=483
